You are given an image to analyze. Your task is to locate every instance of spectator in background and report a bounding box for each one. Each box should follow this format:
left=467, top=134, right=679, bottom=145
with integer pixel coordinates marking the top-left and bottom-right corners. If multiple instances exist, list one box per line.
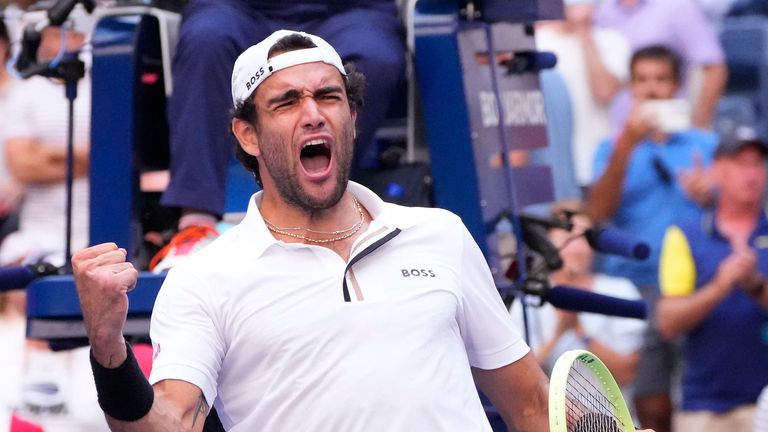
left=587, top=45, right=717, bottom=432
left=0, top=24, right=110, bottom=432
left=657, top=127, right=768, bottom=432
left=1, top=17, right=45, bottom=432
left=510, top=199, right=646, bottom=411
left=0, top=18, right=23, bottom=245
left=0, top=20, right=26, bottom=424
left=150, top=0, right=407, bottom=272
left=0, top=25, right=89, bottom=267
left=594, top=0, right=727, bottom=130
left=535, top=0, right=630, bottom=191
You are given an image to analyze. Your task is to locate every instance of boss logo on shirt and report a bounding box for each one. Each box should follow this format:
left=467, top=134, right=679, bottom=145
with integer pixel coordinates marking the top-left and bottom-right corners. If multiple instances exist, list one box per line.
left=401, top=269, right=436, bottom=278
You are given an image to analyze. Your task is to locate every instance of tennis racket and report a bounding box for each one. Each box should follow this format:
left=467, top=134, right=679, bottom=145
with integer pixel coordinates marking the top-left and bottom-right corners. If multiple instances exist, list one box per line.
left=549, top=349, right=636, bottom=432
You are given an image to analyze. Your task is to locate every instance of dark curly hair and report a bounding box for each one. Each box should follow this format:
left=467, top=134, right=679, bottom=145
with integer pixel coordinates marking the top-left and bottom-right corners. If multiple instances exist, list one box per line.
left=231, top=33, right=366, bottom=186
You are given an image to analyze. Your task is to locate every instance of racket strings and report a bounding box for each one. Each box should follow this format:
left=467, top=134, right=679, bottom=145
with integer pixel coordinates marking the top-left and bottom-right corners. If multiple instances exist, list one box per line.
left=564, top=362, right=624, bottom=431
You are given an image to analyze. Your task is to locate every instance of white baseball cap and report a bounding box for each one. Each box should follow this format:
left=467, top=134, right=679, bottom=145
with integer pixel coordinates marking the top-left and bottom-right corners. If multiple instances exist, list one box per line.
left=231, top=29, right=346, bottom=107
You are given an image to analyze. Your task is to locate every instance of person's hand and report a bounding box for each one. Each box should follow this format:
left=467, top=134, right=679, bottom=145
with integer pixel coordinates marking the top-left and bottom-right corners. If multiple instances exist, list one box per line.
left=72, top=243, right=138, bottom=366
left=712, top=249, right=757, bottom=295
left=566, top=3, right=594, bottom=34
left=678, top=152, right=714, bottom=206
left=620, top=101, right=656, bottom=149
left=554, top=309, right=579, bottom=336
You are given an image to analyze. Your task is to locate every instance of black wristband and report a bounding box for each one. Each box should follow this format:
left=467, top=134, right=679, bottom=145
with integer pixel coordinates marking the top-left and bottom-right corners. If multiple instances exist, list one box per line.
left=90, top=342, right=154, bottom=421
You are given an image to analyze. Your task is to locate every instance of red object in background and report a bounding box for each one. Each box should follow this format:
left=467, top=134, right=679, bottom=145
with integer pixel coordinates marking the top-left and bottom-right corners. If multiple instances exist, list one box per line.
left=10, top=415, right=44, bottom=432
left=132, top=343, right=154, bottom=378
left=141, top=72, right=159, bottom=85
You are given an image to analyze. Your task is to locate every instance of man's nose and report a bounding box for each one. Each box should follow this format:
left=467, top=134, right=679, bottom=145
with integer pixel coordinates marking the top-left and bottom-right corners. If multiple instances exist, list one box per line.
left=299, top=95, right=325, bottom=129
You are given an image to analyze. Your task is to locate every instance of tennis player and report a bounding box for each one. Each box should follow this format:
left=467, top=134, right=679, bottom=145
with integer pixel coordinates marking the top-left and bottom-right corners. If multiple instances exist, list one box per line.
left=72, top=30, right=552, bottom=431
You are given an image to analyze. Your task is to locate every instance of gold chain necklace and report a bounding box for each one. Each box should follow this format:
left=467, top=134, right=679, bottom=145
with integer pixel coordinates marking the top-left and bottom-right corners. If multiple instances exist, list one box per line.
left=263, top=197, right=365, bottom=243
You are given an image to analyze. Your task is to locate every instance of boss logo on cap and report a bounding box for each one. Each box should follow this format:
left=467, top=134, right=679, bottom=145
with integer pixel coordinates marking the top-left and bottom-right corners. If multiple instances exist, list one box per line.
left=245, top=67, right=267, bottom=91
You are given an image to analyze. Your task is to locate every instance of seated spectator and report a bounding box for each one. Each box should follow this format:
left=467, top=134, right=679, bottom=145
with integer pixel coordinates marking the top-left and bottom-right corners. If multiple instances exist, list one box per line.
left=151, top=0, right=407, bottom=272
left=0, top=22, right=111, bottom=432
left=0, top=18, right=23, bottom=245
left=510, top=199, right=646, bottom=410
left=657, top=126, right=768, bottom=432
left=0, top=26, right=89, bottom=267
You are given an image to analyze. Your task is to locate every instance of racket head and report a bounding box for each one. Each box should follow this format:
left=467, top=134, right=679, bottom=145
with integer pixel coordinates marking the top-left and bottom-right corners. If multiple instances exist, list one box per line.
left=549, top=349, right=636, bottom=432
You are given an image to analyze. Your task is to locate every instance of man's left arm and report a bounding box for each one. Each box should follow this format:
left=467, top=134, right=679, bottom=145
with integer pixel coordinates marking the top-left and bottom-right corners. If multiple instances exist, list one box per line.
left=472, top=352, right=550, bottom=432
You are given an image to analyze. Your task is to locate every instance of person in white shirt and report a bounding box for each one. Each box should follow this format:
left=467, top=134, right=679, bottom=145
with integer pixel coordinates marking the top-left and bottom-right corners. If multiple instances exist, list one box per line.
left=535, top=0, right=631, bottom=188
left=510, top=200, right=646, bottom=417
left=0, top=26, right=90, bottom=267
left=71, top=30, right=554, bottom=432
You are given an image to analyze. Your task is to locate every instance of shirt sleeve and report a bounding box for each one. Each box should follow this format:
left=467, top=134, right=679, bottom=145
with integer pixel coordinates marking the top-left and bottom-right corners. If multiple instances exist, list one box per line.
left=671, top=0, right=725, bottom=65
left=595, top=29, right=631, bottom=83
left=149, top=266, right=226, bottom=407
left=591, top=137, right=614, bottom=182
left=3, top=82, right=34, bottom=140
left=659, top=225, right=697, bottom=297
left=455, top=220, right=530, bottom=370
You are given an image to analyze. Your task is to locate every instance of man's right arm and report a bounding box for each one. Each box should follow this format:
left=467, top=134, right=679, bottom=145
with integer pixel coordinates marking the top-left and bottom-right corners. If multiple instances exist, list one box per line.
left=73, top=243, right=208, bottom=432
left=587, top=133, right=635, bottom=222
left=587, top=104, right=650, bottom=222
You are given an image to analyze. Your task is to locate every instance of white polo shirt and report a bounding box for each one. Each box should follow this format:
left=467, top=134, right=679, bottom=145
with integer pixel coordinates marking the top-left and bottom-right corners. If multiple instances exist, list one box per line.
left=149, top=182, right=529, bottom=431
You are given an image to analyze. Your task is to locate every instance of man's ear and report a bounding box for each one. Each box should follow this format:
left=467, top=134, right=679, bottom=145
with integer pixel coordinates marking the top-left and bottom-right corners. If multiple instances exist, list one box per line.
left=232, top=118, right=261, bottom=157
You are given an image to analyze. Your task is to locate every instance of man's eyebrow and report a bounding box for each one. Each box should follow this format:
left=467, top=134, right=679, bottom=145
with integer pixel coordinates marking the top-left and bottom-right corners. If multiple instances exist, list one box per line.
left=266, top=89, right=302, bottom=107
left=314, top=85, right=344, bottom=96
left=266, top=85, right=345, bottom=108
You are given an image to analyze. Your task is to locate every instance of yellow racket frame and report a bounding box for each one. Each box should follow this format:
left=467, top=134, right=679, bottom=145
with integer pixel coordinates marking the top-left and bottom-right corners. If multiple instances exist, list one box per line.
left=549, top=349, right=636, bottom=432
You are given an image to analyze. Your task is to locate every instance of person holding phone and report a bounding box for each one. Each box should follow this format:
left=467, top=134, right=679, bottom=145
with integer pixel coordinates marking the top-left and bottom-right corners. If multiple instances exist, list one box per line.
left=587, top=44, right=718, bottom=432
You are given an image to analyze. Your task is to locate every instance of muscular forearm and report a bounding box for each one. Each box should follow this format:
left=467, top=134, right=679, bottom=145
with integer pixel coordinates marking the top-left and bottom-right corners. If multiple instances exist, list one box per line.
left=587, top=135, right=635, bottom=222
left=657, top=281, right=729, bottom=340
left=691, top=63, right=727, bottom=129
left=473, top=354, right=550, bottom=432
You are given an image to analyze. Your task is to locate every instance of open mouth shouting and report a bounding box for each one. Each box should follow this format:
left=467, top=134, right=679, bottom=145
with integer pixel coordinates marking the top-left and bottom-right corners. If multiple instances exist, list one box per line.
left=300, top=137, right=333, bottom=179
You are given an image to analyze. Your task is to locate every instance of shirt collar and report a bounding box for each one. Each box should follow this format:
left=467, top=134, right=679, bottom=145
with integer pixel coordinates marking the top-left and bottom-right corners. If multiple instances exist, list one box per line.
left=238, top=181, right=418, bottom=259
left=703, top=207, right=768, bottom=242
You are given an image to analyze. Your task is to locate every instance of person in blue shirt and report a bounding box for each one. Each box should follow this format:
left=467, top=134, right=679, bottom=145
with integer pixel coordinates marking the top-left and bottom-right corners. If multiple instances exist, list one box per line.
left=657, top=126, right=768, bottom=431
left=587, top=44, right=717, bottom=432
